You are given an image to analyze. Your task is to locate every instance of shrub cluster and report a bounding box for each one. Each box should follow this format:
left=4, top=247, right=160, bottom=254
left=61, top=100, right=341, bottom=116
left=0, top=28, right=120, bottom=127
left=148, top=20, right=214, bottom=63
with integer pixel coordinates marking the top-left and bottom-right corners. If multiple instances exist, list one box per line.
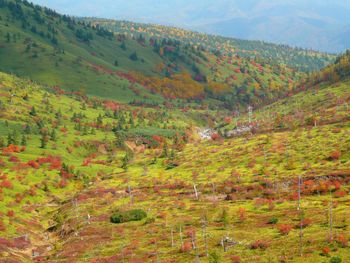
left=110, top=209, right=147, bottom=224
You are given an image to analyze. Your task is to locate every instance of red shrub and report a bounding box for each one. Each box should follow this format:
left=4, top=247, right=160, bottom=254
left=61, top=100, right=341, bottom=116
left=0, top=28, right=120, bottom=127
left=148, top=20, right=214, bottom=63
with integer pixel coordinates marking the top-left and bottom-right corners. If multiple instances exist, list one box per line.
left=333, top=181, right=342, bottom=190
left=224, top=117, right=232, bottom=124
left=322, top=246, right=330, bottom=255
left=152, top=135, right=163, bottom=143
left=211, top=133, right=220, bottom=141
left=336, top=234, right=348, bottom=247
left=58, top=179, right=68, bottom=188
left=0, top=180, right=13, bottom=189
left=231, top=255, right=241, bottom=263
left=300, top=218, right=312, bottom=228
left=250, top=240, right=269, bottom=250
left=8, top=156, right=20, bottom=163
left=27, top=160, right=40, bottom=169
left=277, top=224, right=293, bottom=235
left=7, top=210, right=14, bottom=217
left=180, top=241, right=192, bottom=253
left=2, top=144, right=21, bottom=155
left=334, top=191, right=347, bottom=198
left=330, top=150, right=341, bottom=160
left=49, top=159, right=62, bottom=170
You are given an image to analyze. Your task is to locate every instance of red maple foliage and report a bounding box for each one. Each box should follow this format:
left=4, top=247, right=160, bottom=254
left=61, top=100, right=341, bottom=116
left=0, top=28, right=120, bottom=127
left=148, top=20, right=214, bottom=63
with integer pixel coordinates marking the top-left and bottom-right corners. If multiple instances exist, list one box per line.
left=0, top=180, right=13, bottom=189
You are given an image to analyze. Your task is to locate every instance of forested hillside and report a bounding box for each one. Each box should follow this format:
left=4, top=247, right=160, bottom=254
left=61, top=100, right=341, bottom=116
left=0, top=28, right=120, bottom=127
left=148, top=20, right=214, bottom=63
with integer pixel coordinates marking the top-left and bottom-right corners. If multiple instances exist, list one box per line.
left=87, top=19, right=336, bottom=72
left=0, top=1, right=349, bottom=262
left=0, top=0, right=327, bottom=110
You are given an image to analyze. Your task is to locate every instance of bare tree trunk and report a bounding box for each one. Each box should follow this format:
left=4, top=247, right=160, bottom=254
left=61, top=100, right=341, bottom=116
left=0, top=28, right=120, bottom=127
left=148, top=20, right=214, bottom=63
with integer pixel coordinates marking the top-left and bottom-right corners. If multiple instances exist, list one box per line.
left=191, top=232, right=196, bottom=250
left=193, top=183, right=199, bottom=200
left=171, top=227, right=174, bottom=247
left=211, top=182, right=216, bottom=195
left=128, top=185, right=133, bottom=205
left=179, top=225, right=183, bottom=248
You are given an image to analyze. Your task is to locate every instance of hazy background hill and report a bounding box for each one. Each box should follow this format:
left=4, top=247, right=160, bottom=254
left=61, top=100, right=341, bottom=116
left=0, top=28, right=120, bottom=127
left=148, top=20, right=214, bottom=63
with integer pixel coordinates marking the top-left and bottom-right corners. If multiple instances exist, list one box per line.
left=32, top=0, right=350, bottom=52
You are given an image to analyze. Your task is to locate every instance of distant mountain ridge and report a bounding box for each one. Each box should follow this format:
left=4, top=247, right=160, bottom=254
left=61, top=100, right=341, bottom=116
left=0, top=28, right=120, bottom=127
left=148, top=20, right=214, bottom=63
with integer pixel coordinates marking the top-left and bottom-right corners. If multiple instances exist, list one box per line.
left=31, top=0, right=350, bottom=52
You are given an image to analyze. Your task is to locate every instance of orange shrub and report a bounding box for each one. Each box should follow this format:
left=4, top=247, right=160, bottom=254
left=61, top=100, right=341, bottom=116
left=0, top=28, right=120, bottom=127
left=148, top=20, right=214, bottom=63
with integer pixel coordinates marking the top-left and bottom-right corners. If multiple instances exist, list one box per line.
left=277, top=224, right=293, bottom=235
left=336, top=234, right=348, bottom=247
left=231, top=255, right=241, bottom=263
left=180, top=241, right=192, bottom=253
left=300, top=218, right=312, bottom=228
left=330, top=150, right=341, bottom=160
left=334, top=191, right=347, bottom=198
left=322, top=246, right=331, bottom=255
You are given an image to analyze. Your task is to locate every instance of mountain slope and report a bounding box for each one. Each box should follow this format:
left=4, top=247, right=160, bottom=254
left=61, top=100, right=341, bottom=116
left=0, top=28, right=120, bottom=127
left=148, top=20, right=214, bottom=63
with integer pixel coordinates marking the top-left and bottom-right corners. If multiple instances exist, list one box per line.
left=33, top=0, right=350, bottom=52
left=1, top=54, right=350, bottom=261
left=0, top=0, right=313, bottom=109
left=89, top=19, right=335, bottom=72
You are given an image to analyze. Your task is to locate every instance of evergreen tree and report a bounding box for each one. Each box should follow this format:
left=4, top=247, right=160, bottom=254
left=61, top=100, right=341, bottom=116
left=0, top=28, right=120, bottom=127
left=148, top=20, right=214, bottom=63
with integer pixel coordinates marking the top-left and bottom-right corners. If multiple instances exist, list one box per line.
left=40, top=133, right=48, bottom=149
left=7, top=133, right=13, bottom=146
left=120, top=41, right=127, bottom=50
left=0, top=137, right=5, bottom=148
left=50, top=129, right=56, bottom=141
left=29, top=106, right=37, bottom=116
left=5, top=32, right=10, bottom=42
left=161, top=142, right=168, bottom=158
left=121, top=150, right=133, bottom=171
left=129, top=51, right=138, bottom=61
left=97, top=114, right=103, bottom=126
left=21, top=135, right=27, bottom=146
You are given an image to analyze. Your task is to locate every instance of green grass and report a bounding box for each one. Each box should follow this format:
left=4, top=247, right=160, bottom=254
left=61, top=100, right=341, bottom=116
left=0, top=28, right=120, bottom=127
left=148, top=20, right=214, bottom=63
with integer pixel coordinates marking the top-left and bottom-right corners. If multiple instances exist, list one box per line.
left=1, top=70, right=349, bottom=262
left=0, top=0, right=306, bottom=107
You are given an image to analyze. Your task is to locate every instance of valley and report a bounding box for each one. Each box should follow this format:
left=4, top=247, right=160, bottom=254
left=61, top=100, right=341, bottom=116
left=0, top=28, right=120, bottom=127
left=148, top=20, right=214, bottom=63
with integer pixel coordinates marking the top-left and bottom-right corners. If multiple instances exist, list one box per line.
left=0, top=1, right=349, bottom=263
